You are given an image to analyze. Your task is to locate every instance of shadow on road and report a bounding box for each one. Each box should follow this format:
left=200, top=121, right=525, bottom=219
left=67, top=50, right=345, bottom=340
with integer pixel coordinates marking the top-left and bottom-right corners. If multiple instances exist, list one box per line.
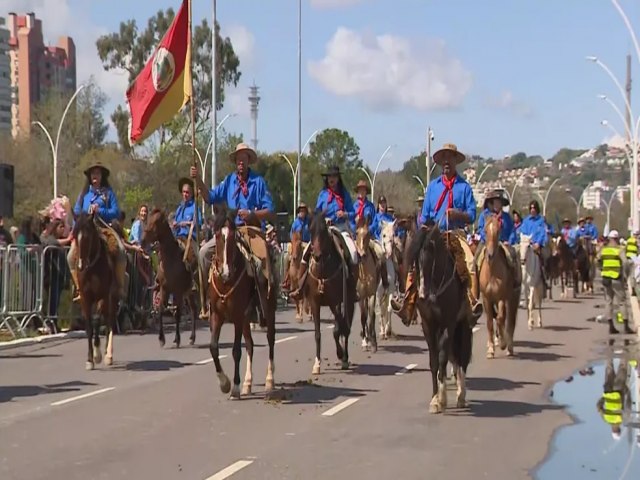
left=553, top=299, right=581, bottom=304
left=513, top=340, right=562, bottom=349
left=0, top=353, right=63, bottom=359
left=379, top=344, right=425, bottom=355
left=395, top=334, right=425, bottom=342
left=195, top=342, right=267, bottom=350
left=117, top=360, right=194, bottom=371
left=466, top=377, right=540, bottom=392
left=267, top=380, right=376, bottom=406
left=460, top=399, right=564, bottom=418
left=0, top=380, right=97, bottom=403
left=514, top=351, right=571, bottom=362
left=543, top=325, right=589, bottom=332
left=349, top=363, right=408, bottom=376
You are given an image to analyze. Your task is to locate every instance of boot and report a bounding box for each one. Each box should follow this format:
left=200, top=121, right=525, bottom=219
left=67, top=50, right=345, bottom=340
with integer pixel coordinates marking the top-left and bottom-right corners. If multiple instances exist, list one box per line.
left=70, top=268, right=81, bottom=303
left=289, top=263, right=308, bottom=301
left=623, top=319, right=637, bottom=334
left=391, top=270, right=417, bottom=325
left=608, top=319, right=620, bottom=334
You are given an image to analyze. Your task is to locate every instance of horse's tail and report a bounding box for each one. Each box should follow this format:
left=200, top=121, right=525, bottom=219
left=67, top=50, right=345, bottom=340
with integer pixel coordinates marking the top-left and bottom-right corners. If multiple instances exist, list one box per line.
left=451, top=319, right=473, bottom=371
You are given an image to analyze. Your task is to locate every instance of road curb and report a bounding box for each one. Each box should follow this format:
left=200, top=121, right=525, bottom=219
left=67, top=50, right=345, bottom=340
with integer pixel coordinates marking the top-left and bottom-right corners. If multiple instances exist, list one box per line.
left=0, top=330, right=86, bottom=351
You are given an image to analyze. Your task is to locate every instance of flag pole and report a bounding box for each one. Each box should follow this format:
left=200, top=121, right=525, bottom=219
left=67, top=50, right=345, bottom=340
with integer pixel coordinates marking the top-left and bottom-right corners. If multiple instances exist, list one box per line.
left=188, top=0, right=208, bottom=318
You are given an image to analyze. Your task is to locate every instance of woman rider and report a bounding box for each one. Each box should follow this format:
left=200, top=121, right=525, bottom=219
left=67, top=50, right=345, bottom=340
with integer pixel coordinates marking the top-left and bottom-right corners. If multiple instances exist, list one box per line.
left=68, top=162, right=126, bottom=302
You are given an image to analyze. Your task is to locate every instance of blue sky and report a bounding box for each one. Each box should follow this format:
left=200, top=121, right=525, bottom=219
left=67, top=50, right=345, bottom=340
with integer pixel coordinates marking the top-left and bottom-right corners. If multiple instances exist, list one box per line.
left=4, top=0, right=640, bottom=170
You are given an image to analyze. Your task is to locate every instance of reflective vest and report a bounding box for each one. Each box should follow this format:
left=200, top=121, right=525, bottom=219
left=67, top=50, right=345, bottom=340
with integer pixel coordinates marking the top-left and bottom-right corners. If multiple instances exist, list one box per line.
left=602, top=391, right=623, bottom=425
left=601, top=246, right=622, bottom=279
left=626, top=236, right=638, bottom=258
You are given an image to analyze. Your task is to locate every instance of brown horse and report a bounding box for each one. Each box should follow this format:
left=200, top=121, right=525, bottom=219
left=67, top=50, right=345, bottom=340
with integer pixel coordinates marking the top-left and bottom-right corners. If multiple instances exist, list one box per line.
left=207, top=207, right=277, bottom=399
left=355, top=216, right=380, bottom=352
left=556, top=237, right=578, bottom=298
left=305, top=212, right=356, bottom=374
left=73, top=213, right=118, bottom=370
left=578, top=236, right=595, bottom=294
left=288, top=231, right=310, bottom=322
left=479, top=214, right=519, bottom=358
left=141, top=209, right=198, bottom=348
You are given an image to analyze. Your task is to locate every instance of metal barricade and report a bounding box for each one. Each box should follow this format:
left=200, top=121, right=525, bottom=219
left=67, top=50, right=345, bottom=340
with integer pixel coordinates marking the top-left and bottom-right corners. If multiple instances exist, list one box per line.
left=119, top=250, right=156, bottom=332
left=0, top=244, right=43, bottom=338
left=40, top=244, right=76, bottom=335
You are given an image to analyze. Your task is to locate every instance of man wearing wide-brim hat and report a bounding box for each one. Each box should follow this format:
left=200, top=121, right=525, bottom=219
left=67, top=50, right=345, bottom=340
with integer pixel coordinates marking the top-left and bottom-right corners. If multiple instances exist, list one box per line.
left=282, top=202, right=311, bottom=293
left=172, top=177, right=203, bottom=269
left=560, top=217, right=579, bottom=252
left=392, top=143, right=482, bottom=324
left=190, top=143, right=276, bottom=318
left=584, top=214, right=599, bottom=239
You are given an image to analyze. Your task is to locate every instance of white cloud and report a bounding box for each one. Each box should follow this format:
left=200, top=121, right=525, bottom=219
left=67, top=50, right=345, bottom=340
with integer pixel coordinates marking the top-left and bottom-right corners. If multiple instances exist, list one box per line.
left=223, top=24, right=255, bottom=68
left=484, top=90, right=533, bottom=118
left=308, top=28, right=472, bottom=112
left=2, top=0, right=128, bottom=124
left=309, top=0, right=366, bottom=9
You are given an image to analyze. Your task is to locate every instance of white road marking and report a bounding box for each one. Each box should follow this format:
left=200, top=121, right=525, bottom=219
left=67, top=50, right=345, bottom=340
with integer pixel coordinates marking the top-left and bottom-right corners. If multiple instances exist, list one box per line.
left=395, top=363, right=418, bottom=376
left=51, top=387, right=115, bottom=406
left=205, top=459, right=254, bottom=480
left=196, top=355, right=227, bottom=365
left=472, top=326, right=481, bottom=333
left=326, top=325, right=335, bottom=330
left=275, top=335, right=297, bottom=344
left=322, top=397, right=360, bottom=417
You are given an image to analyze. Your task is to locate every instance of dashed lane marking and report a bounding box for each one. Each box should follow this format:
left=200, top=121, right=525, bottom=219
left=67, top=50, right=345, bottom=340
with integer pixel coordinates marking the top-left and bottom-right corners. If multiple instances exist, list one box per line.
left=51, top=387, right=115, bottom=406
left=395, top=363, right=418, bottom=376
left=204, top=459, right=255, bottom=480
left=275, top=335, right=297, bottom=344
left=321, top=397, right=360, bottom=417
left=196, top=355, right=228, bottom=365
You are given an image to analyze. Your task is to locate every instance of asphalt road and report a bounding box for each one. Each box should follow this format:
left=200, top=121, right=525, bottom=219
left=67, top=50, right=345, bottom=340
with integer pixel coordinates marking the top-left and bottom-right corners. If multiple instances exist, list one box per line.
left=0, top=288, right=616, bottom=480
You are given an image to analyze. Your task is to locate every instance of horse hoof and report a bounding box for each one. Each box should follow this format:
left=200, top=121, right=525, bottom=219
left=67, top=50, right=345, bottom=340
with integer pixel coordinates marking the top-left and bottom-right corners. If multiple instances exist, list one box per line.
left=218, top=374, right=231, bottom=394
left=229, top=386, right=241, bottom=400
left=85, top=361, right=94, bottom=371
left=265, top=379, right=274, bottom=392
left=429, top=400, right=443, bottom=414
left=159, top=339, right=165, bottom=348
left=341, top=360, right=350, bottom=370
left=370, top=342, right=378, bottom=354
left=104, top=356, right=113, bottom=366
left=93, top=351, right=102, bottom=365
left=486, top=351, right=495, bottom=359
left=189, top=338, right=195, bottom=346
left=527, top=321, right=534, bottom=331
left=312, top=366, right=321, bottom=375
left=174, top=339, right=181, bottom=349
left=241, top=384, right=252, bottom=396
left=456, top=398, right=468, bottom=409
left=507, top=348, right=514, bottom=357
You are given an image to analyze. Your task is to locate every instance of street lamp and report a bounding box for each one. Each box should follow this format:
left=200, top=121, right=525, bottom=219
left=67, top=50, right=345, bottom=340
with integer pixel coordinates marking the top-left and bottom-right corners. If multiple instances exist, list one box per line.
left=413, top=175, right=425, bottom=191
left=279, top=153, right=297, bottom=214
left=542, top=177, right=562, bottom=216
left=368, top=144, right=394, bottom=199
left=32, top=83, right=86, bottom=198
left=510, top=170, right=530, bottom=205
left=202, top=112, right=238, bottom=178
left=475, top=164, right=492, bottom=187
left=359, top=166, right=373, bottom=191
left=603, top=186, right=625, bottom=235
left=425, top=127, right=434, bottom=185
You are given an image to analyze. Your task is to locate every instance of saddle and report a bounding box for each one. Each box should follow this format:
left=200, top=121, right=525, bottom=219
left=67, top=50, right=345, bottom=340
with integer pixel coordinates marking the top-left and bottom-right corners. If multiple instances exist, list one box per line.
left=237, top=226, right=275, bottom=292
left=441, top=230, right=470, bottom=285
left=176, top=237, right=198, bottom=271
left=328, top=226, right=353, bottom=267
left=475, top=242, right=522, bottom=287
left=99, top=227, right=122, bottom=258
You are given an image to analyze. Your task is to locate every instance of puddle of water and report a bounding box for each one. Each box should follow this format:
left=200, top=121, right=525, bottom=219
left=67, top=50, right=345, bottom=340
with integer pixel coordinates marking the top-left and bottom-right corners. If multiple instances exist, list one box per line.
left=536, top=339, right=640, bottom=480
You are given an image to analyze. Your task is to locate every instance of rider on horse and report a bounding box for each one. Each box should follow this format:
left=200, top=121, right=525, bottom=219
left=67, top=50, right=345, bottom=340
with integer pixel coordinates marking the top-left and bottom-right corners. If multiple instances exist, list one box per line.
left=281, top=203, right=310, bottom=291
left=68, top=162, right=127, bottom=303
left=190, top=143, right=275, bottom=282
left=518, top=200, right=549, bottom=287
left=391, top=143, right=482, bottom=324
left=474, top=190, right=520, bottom=285
left=374, top=195, right=393, bottom=237
left=172, top=177, right=202, bottom=269
left=584, top=215, right=599, bottom=238
left=290, top=165, right=357, bottom=300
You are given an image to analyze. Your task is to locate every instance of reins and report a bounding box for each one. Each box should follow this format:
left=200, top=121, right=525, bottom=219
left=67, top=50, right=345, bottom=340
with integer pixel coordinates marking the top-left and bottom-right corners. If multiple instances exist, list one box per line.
left=210, top=229, right=248, bottom=305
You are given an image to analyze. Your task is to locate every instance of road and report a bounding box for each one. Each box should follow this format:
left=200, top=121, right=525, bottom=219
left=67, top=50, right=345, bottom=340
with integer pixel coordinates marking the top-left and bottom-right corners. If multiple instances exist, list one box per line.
left=0, top=290, right=611, bottom=480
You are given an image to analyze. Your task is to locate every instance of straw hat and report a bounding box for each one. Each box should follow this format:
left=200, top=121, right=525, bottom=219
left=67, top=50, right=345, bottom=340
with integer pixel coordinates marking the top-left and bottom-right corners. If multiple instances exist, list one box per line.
left=432, top=143, right=466, bottom=166
left=483, top=189, right=509, bottom=209
left=229, top=143, right=257, bottom=164
left=83, top=162, right=110, bottom=179
left=297, top=202, right=308, bottom=212
left=178, top=177, right=194, bottom=193
left=355, top=179, right=370, bottom=193
left=321, top=165, right=341, bottom=177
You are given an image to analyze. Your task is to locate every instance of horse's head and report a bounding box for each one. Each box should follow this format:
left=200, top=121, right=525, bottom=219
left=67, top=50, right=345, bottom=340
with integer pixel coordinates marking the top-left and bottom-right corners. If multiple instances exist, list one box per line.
left=355, top=215, right=370, bottom=256
left=483, top=213, right=502, bottom=260
left=310, top=211, right=330, bottom=260
left=141, top=208, right=170, bottom=249
left=519, top=233, right=533, bottom=263
left=73, top=213, right=100, bottom=270
left=290, top=230, right=303, bottom=261
left=379, top=220, right=395, bottom=258
left=212, top=205, right=239, bottom=282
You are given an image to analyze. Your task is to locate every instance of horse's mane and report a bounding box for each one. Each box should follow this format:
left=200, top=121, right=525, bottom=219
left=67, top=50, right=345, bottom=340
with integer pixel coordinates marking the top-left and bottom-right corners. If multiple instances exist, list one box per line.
left=212, top=205, right=237, bottom=232
left=405, top=220, right=438, bottom=268
left=310, top=211, right=328, bottom=238
left=72, top=212, right=92, bottom=238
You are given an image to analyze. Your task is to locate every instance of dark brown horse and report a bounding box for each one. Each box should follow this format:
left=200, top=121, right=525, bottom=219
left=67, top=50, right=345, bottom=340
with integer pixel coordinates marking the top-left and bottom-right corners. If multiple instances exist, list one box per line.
left=404, top=221, right=473, bottom=414
left=141, top=209, right=198, bottom=348
left=288, top=231, right=310, bottom=322
left=556, top=237, right=578, bottom=298
left=305, top=212, right=356, bottom=374
left=73, top=213, right=119, bottom=370
left=207, top=207, right=277, bottom=399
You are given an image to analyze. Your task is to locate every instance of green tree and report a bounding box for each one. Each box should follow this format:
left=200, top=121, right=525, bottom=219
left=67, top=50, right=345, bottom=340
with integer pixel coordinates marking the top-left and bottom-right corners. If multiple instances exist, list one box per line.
left=96, top=8, right=241, bottom=151
left=308, top=128, right=361, bottom=170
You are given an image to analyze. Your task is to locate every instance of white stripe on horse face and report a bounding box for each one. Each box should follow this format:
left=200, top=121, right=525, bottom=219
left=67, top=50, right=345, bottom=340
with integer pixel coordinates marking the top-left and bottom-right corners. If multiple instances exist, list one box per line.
left=221, top=226, right=230, bottom=279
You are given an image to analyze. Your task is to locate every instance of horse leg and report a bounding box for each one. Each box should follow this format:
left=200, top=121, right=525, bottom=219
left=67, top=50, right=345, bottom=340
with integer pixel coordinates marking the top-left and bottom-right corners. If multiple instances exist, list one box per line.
left=209, top=311, right=230, bottom=394
left=536, top=285, right=543, bottom=328
left=312, top=301, right=322, bottom=375
left=497, top=301, right=507, bottom=351
left=483, top=298, right=495, bottom=359
left=104, top=296, right=115, bottom=366
left=368, top=293, right=377, bottom=353
left=527, top=285, right=535, bottom=330
left=93, top=312, right=102, bottom=366
left=340, top=297, right=355, bottom=370
left=572, top=271, right=578, bottom=298
left=265, top=298, right=276, bottom=393
left=173, top=293, right=182, bottom=348
left=423, top=319, right=441, bottom=414
left=435, top=328, right=450, bottom=412
left=241, top=320, right=254, bottom=396
left=157, top=289, right=166, bottom=348
left=330, top=304, right=346, bottom=364
left=229, top=314, right=243, bottom=400
left=83, top=301, right=94, bottom=371
left=295, top=298, right=302, bottom=323
left=359, top=299, right=368, bottom=351
left=188, top=293, right=197, bottom=346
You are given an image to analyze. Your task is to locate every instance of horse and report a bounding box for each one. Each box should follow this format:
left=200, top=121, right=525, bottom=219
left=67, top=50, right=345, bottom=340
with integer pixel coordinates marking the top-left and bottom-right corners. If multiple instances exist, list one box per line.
left=478, top=214, right=519, bottom=358
left=377, top=220, right=397, bottom=340
left=207, top=207, right=277, bottom=399
left=519, top=234, right=544, bottom=330
left=73, top=213, right=119, bottom=370
left=355, top=216, right=380, bottom=352
left=578, top=236, right=595, bottom=294
left=141, top=208, right=199, bottom=348
left=392, top=217, right=413, bottom=294
left=404, top=221, right=473, bottom=414
left=556, top=237, right=578, bottom=298
left=544, top=236, right=560, bottom=300
left=288, top=231, right=310, bottom=322
left=305, top=212, right=356, bottom=374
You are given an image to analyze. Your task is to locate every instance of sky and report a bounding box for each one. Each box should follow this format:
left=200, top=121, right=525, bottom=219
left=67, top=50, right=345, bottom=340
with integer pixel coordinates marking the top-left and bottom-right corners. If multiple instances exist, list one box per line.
left=3, top=0, right=640, bottom=171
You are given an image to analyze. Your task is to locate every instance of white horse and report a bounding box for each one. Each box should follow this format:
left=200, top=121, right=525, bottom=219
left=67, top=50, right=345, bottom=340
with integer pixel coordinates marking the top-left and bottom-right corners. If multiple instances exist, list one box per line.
left=519, top=234, right=544, bottom=330
left=376, top=220, right=397, bottom=340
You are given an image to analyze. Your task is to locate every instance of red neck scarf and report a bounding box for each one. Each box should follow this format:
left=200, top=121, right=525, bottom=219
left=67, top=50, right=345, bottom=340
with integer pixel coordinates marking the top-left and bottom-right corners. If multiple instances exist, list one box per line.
left=235, top=173, right=248, bottom=197
left=356, top=198, right=366, bottom=218
left=434, top=175, right=457, bottom=213
left=327, top=187, right=344, bottom=211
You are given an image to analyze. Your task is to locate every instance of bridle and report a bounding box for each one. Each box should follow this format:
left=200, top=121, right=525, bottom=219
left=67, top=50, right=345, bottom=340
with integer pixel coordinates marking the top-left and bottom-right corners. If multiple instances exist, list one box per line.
left=210, top=223, right=247, bottom=305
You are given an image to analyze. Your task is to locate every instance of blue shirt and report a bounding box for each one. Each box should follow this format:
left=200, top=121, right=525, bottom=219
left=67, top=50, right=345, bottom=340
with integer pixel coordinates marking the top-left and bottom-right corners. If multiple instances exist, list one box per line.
left=173, top=199, right=203, bottom=240
left=561, top=226, right=579, bottom=248
left=207, top=169, right=275, bottom=227
left=351, top=198, right=377, bottom=235
left=315, top=186, right=354, bottom=226
left=373, top=211, right=394, bottom=240
left=73, top=186, right=120, bottom=223
left=520, top=214, right=549, bottom=247
left=290, top=217, right=311, bottom=242
left=477, top=209, right=516, bottom=245
left=419, top=175, right=477, bottom=231
left=584, top=223, right=598, bottom=238
left=129, top=219, right=144, bottom=244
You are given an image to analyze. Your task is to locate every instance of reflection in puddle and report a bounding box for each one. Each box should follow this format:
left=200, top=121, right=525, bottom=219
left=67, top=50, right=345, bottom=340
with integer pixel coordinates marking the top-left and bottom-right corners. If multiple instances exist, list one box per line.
left=536, top=340, right=640, bottom=479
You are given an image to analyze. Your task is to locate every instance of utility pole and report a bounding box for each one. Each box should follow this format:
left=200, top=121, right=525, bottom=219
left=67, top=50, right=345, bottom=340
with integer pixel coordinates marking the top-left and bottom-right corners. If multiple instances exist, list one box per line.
left=626, top=53, right=632, bottom=143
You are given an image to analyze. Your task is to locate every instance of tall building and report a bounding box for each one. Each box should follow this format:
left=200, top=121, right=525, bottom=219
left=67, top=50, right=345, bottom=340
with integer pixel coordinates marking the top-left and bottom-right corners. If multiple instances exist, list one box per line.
left=0, top=18, right=11, bottom=133
left=248, top=83, right=260, bottom=150
left=6, top=12, right=76, bottom=137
